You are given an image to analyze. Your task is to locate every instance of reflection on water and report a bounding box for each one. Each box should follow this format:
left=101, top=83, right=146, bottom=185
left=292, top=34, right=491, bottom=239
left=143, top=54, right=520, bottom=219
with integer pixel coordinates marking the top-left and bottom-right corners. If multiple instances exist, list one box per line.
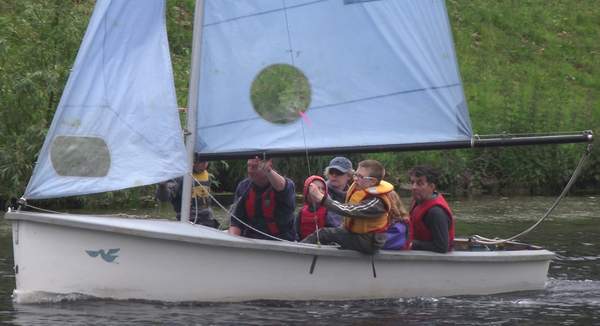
left=0, top=196, right=599, bottom=325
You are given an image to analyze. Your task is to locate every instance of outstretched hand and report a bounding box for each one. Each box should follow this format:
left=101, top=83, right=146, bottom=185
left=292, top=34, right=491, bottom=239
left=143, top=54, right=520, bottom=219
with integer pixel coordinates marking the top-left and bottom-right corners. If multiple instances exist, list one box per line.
left=257, top=157, right=273, bottom=173
left=308, top=182, right=325, bottom=203
left=248, top=157, right=272, bottom=174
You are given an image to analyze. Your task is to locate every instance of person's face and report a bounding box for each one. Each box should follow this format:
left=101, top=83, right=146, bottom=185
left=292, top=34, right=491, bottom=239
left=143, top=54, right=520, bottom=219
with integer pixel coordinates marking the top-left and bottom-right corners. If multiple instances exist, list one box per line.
left=247, top=159, right=268, bottom=186
left=410, top=175, right=435, bottom=202
left=327, top=168, right=351, bottom=190
left=307, top=180, right=326, bottom=204
left=193, top=161, right=208, bottom=173
left=353, top=167, right=378, bottom=190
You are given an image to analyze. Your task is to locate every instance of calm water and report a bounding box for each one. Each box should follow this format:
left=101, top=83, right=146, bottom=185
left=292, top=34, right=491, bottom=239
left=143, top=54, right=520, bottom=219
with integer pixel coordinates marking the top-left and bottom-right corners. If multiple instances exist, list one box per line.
left=0, top=196, right=599, bottom=325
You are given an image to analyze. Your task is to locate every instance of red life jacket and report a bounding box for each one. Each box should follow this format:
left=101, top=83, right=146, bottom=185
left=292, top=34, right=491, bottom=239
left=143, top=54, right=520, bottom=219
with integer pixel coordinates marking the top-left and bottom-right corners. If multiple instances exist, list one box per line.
left=298, top=175, right=328, bottom=240
left=244, top=186, right=279, bottom=235
left=298, top=204, right=327, bottom=240
left=410, top=194, right=455, bottom=249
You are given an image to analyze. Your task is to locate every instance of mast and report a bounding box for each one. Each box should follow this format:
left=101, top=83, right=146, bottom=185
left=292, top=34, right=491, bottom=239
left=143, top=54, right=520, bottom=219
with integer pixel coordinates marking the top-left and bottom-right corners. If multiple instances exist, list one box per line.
left=181, top=0, right=205, bottom=223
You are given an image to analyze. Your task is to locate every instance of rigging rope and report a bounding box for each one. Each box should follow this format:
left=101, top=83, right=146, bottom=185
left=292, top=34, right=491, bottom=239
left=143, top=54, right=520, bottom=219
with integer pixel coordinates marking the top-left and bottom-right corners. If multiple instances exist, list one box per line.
left=16, top=175, right=326, bottom=248
left=470, top=143, right=593, bottom=245
left=16, top=199, right=64, bottom=215
left=193, top=174, right=330, bottom=248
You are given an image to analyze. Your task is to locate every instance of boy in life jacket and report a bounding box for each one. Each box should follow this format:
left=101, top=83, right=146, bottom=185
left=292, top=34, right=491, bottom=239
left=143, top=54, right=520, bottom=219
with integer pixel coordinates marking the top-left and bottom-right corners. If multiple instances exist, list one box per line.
left=408, top=165, right=455, bottom=253
left=301, top=160, right=394, bottom=254
left=295, top=176, right=342, bottom=241
left=382, top=190, right=412, bottom=250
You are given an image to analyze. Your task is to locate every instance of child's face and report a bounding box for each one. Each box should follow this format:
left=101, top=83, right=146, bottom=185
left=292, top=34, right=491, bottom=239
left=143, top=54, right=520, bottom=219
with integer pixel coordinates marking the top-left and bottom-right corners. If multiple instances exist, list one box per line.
left=353, top=167, right=378, bottom=190
left=308, top=180, right=326, bottom=204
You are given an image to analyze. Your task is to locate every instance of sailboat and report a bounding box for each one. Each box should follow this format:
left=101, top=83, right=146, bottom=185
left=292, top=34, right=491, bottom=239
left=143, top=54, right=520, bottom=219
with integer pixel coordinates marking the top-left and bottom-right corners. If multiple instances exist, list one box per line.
left=5, top=0, right=593, bottom=303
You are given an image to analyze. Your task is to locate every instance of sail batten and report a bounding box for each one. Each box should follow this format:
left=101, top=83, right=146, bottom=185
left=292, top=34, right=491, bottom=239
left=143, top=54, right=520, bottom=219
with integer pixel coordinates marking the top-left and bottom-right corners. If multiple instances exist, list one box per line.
left=195, top=0, right=473, bottom=156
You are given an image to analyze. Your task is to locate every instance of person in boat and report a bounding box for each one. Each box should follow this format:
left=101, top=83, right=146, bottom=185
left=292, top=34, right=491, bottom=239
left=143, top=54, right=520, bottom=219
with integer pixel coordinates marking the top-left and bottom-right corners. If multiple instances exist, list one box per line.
left=323, top=156, right=354, bottom=223
left=228, top=157, right=296, bottom=241
left=382, top=190, right=412, bottom=250
left=301, top=159, right=394, bottom=254
left=295, top=157, right=353, bottom=240
left=408, top=165, right=454, bottom=253
left=324, top=156, right=354, bottom=201
left=156, top=153, right=220, bottom=228
left=295, top=175, right=339, bottom=240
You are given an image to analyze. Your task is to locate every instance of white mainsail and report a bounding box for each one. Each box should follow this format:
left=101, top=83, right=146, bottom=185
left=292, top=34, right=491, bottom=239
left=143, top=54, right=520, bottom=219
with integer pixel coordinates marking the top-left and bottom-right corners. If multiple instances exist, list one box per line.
left=25, top=0, right=187, bottom=199
left=195, top=0, right=472, bottom=157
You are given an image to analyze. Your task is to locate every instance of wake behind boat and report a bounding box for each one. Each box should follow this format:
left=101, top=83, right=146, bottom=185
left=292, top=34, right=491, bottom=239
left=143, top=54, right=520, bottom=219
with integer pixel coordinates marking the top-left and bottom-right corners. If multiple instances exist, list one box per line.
left=5, top=0, right=592, bottom=303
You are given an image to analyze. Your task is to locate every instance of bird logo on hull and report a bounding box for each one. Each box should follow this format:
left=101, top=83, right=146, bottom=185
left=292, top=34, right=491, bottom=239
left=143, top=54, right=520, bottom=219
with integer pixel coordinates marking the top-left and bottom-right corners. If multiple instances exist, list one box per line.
left=85, top=248, right=120, bottom=263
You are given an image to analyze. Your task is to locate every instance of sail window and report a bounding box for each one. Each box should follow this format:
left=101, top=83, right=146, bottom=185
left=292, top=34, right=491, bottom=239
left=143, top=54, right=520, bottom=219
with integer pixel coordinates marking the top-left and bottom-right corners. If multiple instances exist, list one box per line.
left=50, top=136, right=110, bottom=177
left=250, top=64, right=311, bottom=124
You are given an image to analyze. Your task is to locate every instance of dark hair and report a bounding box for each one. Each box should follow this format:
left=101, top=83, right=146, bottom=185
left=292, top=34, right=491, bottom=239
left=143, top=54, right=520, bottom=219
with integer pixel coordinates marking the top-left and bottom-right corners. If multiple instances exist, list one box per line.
left=193, top=152, right=205, bottom=163
left=358, top=159, right=385, bottom=181
left=408, top=165, right=440, bottom=185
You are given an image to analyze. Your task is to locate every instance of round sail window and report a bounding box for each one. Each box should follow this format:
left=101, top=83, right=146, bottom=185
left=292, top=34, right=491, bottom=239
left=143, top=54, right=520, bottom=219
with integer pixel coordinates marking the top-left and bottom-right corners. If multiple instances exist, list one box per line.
left=50, top=136, right=110, bottom=177
left=250, top=64, right=311, bottom=124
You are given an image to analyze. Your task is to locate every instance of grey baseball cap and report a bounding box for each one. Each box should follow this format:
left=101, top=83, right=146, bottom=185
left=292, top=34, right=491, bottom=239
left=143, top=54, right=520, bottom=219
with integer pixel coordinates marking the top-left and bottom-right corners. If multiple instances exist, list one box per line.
left=326, top=157, right=352, bottom=173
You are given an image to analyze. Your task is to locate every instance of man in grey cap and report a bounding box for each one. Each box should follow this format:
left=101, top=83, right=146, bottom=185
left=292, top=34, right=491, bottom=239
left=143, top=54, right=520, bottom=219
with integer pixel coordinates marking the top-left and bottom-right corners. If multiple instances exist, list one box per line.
left=323, top=156, right=354, bottom=226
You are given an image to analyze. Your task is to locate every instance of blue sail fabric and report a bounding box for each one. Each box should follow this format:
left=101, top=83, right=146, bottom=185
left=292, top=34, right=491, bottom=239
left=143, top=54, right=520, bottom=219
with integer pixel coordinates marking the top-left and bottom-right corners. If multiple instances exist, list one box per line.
left=196, top=0, right=472, bottom=156
left=25, top=0, right=187, bottom=199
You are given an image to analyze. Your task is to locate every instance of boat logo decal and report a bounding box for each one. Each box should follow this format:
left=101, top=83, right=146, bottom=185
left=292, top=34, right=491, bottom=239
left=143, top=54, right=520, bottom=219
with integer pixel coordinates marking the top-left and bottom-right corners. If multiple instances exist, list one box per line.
left=85, top=248, right=120, bottom=263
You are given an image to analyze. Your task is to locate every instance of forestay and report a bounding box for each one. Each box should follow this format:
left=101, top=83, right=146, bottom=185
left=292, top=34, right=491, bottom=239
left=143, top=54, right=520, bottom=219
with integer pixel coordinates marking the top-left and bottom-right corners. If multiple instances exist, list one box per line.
left=196, top=0, right=472, bottom=157
left=25, top=0, right=187, bottom=200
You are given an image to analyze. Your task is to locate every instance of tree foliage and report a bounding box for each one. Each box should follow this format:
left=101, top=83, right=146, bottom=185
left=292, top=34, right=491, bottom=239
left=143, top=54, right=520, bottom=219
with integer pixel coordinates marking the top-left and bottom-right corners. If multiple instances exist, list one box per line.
left=0, top=0, right=598, bottom=207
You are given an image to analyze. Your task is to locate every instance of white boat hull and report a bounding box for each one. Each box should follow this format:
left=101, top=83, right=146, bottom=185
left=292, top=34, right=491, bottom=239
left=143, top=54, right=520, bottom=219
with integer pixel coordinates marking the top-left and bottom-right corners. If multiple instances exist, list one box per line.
left=6, top=211, right=553, bottom=302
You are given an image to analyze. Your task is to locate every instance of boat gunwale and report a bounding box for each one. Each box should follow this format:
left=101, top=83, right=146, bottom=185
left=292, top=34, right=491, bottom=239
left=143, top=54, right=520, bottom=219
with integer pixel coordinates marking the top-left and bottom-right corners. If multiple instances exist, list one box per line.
left=5, top=210, right=555, bottom=263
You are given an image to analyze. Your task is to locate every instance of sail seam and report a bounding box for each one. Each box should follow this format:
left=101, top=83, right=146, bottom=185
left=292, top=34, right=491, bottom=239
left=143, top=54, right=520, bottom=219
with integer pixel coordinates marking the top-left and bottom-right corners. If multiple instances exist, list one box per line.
left=282, top=0, right=295, bottom=66
left=203, top=0, right=327, bottom=27
left=199, top=82, right=462, bottom=129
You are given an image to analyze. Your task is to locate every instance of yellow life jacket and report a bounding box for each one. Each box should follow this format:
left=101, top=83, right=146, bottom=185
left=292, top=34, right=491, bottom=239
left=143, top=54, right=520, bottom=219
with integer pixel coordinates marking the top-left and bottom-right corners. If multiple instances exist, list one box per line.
left=343, top=180, right=394, bottom=234
left=191, top=171, right=210, bottom=207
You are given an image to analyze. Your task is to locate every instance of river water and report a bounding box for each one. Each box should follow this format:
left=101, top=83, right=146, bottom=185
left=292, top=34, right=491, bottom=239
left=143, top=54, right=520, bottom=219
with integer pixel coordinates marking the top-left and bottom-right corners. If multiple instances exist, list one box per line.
left=0, top=196, right=598, bottom=325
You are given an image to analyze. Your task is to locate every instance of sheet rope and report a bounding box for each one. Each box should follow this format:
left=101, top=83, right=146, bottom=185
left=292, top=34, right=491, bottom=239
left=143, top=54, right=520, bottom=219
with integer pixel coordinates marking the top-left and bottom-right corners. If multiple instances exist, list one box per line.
left=470, top=143, right=593, bottom=245
left=194, top=174, right=331, bottom=248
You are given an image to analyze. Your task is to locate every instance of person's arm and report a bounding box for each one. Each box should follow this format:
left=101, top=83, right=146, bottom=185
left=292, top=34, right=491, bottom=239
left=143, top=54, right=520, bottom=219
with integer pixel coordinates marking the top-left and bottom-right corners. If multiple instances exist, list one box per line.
left=228, top=181, right=247, bottom=235
left=273, top=178, right=296, bottom=213
left=322, top=196, right=386, bottom=219
left=294, top=210, right=302, bottom=240
left=260, top=159, right=286, bottom=192
left=411, top=206, right=450, bottom=253
left=273, top=179, right=297, bottom=240
left=308, top=182, right=386, bottom=219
